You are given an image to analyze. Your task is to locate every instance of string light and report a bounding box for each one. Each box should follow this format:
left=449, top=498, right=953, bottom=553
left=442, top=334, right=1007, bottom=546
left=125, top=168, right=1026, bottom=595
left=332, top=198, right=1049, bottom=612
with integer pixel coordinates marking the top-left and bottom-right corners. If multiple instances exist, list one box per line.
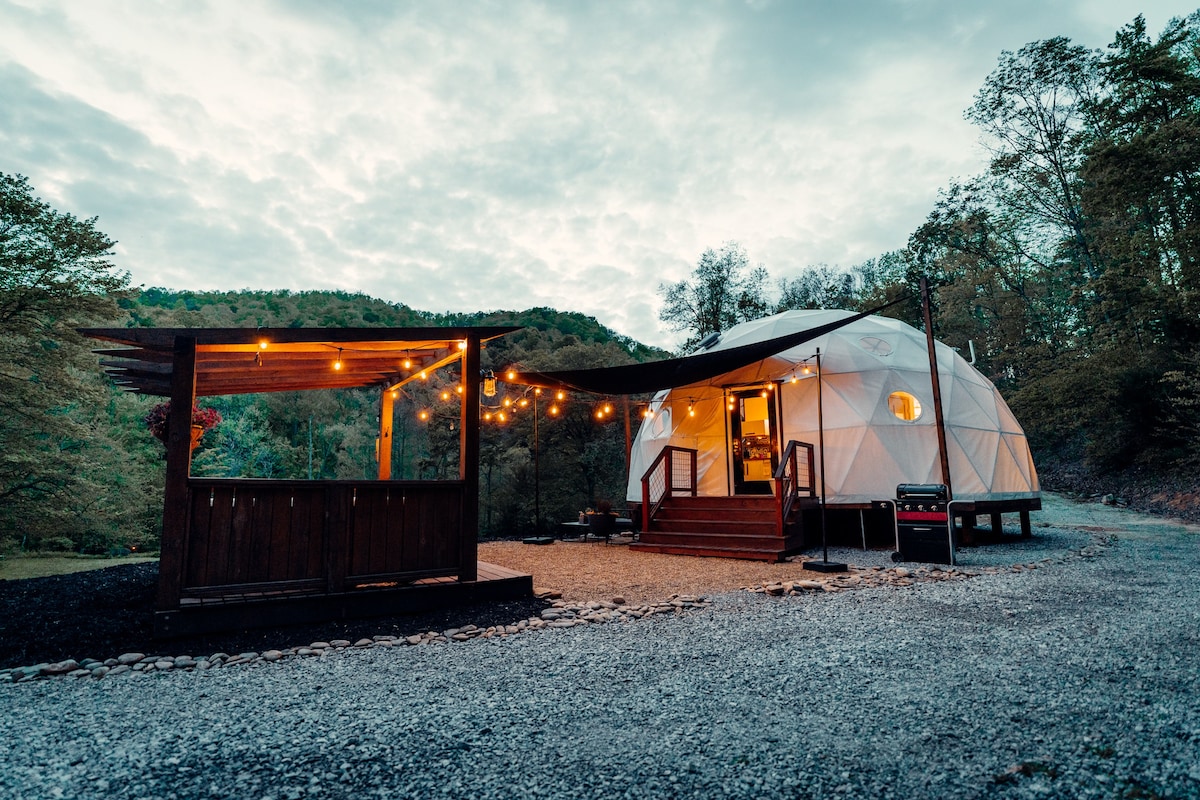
left=441, top=390, right=451, bottom=401
left=549, top=405, right=559, bottom=416
left=457, top=341, right=467, bottom=350
left=419, top=370, right=427, bottom=380
left=418, top=410, right=429, bottom=421
left=258, top=339, right=268, bottom=350
left=403, top=357, right=412, bottom=370
left=483, top=371, right=497, bottom=397
left=391, top=390, right=398, bottom=399
left=497, top=412, right=506, bottom=423
left=556, top=390, right=565, bottom=401
left=519, top=398, right=529, bottom=408
left=643, top=408, right=654, bottom=418
left=506, top=369, right=517, bottom=381
left=456, top=385, right=464, bottom=394
left=503, top=397, right=513, bottom=408
left=333, top=348, right=343, bottom=371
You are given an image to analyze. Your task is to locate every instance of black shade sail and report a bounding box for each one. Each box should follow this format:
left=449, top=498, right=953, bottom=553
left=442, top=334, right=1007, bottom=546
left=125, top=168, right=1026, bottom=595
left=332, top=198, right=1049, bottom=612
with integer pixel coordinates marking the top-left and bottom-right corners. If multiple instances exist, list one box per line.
left=508, top=299, right=907, bottom=395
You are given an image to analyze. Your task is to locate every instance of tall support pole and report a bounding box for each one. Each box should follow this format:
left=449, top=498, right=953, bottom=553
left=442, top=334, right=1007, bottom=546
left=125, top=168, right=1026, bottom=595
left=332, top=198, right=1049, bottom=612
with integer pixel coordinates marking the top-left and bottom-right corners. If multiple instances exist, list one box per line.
left=533, top=390, right=541, bottom=534
left=378, top=388, right=394, bottom=480
left=921, top=277, right=954, bottom=498
left=157, top=335, right=197, bottom=611
left=623, top=396, right=632, bottom=475
left=458, top=335, right=480, bottom=582
left=804, top=347, right=846, bottom=573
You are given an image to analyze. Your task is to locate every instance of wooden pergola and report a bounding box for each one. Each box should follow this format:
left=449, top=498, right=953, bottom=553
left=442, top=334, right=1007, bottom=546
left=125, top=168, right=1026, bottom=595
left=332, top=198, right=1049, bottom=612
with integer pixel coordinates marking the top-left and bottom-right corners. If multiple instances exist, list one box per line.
left=82, top=325, right=531, bottom=637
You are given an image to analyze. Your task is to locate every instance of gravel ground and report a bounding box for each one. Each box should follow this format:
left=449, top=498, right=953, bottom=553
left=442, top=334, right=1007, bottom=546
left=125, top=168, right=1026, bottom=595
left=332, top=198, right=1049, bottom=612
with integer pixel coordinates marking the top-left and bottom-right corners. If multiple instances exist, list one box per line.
left=2, top=494, right=1199, bottom=799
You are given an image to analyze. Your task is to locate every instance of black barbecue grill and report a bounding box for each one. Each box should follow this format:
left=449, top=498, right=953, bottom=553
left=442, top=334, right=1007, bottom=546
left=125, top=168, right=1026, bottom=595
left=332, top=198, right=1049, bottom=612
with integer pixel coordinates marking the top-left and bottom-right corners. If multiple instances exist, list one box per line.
left=892, top=483, right=954, bottom=564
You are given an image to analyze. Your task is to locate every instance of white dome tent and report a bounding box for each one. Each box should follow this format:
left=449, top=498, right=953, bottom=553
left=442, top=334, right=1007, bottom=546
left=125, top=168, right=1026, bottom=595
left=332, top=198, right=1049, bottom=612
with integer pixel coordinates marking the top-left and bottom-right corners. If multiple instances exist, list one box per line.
left=625, top=309, right=1040, bottom=508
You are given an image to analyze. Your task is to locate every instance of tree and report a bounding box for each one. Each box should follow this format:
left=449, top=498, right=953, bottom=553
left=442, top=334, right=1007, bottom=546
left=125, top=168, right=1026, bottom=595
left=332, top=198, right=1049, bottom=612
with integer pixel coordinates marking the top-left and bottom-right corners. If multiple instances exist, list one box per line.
left=775, top=264, right=859, bottom=312
left=0, top=173, right=132, bottom=549
left=657, top=242, right=770, bottom=351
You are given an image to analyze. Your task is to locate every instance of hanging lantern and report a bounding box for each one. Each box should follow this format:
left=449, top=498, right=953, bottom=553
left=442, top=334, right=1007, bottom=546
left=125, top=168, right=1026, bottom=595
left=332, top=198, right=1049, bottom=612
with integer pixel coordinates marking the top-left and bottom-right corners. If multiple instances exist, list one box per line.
left=483, top=371, right=497, bottom=397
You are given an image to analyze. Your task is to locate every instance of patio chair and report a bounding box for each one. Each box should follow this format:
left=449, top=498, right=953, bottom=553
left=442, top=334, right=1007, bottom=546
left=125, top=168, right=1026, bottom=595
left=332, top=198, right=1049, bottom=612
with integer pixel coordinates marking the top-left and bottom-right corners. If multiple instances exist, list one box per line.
left=586, top=511, right=617, bottom=544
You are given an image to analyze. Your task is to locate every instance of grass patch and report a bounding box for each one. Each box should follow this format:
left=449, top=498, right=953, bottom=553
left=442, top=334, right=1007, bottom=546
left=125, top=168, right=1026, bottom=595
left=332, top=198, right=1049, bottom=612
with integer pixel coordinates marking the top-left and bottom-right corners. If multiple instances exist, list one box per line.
left=0, top=554, right=158, bottom=581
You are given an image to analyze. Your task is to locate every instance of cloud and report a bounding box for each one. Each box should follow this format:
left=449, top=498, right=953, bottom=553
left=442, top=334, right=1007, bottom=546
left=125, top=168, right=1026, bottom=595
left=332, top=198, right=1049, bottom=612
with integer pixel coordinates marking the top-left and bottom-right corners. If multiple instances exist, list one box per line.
left=0, top=0, right=1191, bottom=348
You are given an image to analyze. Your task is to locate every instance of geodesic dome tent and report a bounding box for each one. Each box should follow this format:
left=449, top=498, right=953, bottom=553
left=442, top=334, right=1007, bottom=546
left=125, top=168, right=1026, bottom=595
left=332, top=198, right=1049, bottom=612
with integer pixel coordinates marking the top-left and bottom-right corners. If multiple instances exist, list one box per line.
left=624, top=309, right=1040, bottom=506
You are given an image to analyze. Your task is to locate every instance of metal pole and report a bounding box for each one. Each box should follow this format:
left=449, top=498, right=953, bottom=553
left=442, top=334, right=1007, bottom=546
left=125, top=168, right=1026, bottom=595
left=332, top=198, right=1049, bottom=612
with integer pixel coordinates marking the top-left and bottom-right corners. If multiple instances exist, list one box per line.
left=817, top=348, right=829, bottom=563
left=804, top=347, right=846, bottom=573
left=920, top=277, right=953, bottom=498
left=533, top=391, right=541, bottom=534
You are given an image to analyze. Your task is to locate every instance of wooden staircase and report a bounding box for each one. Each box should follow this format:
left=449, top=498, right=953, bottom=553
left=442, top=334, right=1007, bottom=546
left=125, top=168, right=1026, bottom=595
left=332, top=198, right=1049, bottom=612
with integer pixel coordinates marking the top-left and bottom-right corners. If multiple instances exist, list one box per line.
left=630, top=495, right=810, bottom=562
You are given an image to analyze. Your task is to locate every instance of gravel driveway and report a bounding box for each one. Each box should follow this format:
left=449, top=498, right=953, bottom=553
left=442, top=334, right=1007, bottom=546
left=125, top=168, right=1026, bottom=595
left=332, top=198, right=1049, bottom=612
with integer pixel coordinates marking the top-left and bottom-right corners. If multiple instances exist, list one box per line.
left=3, top=495, right=1198, bottom=799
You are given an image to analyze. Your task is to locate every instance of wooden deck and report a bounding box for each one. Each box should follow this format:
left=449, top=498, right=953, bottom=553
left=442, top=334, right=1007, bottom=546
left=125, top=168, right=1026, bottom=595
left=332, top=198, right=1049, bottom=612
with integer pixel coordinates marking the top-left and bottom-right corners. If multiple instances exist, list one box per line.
left=155, top=560, right=533, bottom=638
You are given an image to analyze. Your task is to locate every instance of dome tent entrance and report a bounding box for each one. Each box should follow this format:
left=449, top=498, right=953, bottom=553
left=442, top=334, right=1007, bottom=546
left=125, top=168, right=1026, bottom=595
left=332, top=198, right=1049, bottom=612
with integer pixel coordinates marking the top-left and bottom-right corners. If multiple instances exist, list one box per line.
left=625, top=309, right=1040, bottom=509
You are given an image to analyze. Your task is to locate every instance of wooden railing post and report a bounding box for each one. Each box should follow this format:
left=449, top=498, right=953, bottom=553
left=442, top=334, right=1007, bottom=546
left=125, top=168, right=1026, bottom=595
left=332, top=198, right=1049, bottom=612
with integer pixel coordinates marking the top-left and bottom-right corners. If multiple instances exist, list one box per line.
left=157, top=335, right=197, bottom=611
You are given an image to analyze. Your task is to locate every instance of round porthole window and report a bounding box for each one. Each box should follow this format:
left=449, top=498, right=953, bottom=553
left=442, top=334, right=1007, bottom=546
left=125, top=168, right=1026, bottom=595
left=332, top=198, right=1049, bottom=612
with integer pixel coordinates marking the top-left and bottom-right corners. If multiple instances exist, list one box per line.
left=887, top=391, right=922, bottom=422
left=859, top=336, right=893, bottom=356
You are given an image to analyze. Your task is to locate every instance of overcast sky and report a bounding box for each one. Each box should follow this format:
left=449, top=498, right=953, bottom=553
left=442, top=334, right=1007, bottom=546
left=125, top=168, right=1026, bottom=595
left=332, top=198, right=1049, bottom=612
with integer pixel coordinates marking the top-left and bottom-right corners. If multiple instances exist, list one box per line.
left=1, top=1, right=1195, bottom=348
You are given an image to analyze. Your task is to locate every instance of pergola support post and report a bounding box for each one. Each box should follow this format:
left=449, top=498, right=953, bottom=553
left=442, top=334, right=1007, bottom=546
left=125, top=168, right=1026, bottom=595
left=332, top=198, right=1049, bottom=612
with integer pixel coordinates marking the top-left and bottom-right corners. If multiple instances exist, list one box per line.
left=378, top=388, right=394, bottom=480
left=459, top=334, right=480, bottom=582
left=157, top=335, right=197, bottom=611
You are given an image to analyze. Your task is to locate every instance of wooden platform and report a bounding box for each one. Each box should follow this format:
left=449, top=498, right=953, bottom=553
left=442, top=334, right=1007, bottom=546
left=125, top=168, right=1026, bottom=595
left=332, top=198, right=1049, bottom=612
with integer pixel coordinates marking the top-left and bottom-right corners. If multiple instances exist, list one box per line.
left=154, top=560, right=533, bottom=638
left=631, top=496, right=810, bottom=562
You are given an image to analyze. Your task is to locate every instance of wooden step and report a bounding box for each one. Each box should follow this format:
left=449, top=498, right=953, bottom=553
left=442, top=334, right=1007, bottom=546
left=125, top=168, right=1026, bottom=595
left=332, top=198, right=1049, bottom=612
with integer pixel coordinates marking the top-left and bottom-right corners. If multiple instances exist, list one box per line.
left=664, top=496, right=777, bottom=511
left=638, top=529, right=796, bottom=550
left=629, top=542, right=791, bottom=562
left=654, top=506, right=776, bottom=524
left=649, top=518, right=778, bottom=537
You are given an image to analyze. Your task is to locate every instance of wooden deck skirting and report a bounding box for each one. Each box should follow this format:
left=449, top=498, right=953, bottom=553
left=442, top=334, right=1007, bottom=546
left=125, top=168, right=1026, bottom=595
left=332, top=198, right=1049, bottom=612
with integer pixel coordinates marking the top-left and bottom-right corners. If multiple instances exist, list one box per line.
left=156, top=560, right=533, bottom=638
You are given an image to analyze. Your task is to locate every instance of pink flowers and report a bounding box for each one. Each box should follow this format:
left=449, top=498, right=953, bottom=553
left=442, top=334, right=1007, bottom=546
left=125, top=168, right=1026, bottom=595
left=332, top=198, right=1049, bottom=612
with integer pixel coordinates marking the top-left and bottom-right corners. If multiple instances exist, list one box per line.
left=144, top=401, right=222, bottom=442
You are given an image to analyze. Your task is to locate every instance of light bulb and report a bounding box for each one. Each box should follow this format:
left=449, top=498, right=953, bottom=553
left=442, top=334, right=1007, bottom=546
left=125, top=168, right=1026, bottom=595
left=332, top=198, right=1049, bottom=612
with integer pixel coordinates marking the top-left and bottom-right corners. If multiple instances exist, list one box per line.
left=506, top=370, right=516, bottom=381
left=549, top=405, right=559, bottom=416
left=403, top=358, right=412, bottom=370
left=441, top=391, right=451, bottom=401
left=556, top=390, right=565, bottom=401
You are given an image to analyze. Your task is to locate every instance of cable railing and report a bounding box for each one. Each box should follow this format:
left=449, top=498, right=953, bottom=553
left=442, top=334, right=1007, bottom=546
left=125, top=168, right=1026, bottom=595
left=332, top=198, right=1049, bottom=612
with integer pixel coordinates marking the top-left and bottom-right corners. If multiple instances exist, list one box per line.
left=774, top=440, right=815, bottom=536
left=639, top=446, right=698, bottom=530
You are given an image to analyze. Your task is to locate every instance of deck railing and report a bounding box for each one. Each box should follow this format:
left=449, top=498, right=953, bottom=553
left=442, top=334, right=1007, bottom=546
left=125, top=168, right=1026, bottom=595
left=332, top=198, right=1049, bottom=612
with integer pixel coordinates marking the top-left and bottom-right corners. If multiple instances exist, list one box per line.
left=773, top=440, right=816, bottom=536
left=181, top=478, right=464, bottom=598
left=640, top=446, right=698, bottom=530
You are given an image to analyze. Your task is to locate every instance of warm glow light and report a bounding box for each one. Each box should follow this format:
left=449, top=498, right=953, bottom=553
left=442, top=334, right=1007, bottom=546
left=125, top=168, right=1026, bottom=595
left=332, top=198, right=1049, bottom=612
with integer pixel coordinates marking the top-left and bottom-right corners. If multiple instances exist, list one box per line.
left=603, top=403, right=612, bottom=414
left=519, top=398, right=529, bottom=408
left=258, top=339, right=268, bottom=350
left=595, top=409, right=604, bottom=419
left=456, top=385, right=464, bottom=394
left=643, top=409, right=654, bottom=418
left=761, top=390, right=768, bottom=398
left=549, top=405, right=559, bottom=415
left=497, top=412, right=506, bottom=423
left=418, top=410, right=429, bottom=421
left=688, top=404, right=695, bottom=417
left=458, top=341, right=467, bottom=350
left=333, top=348, right=343, bottom=371
left=419, top=371, right=427, bottom=380
left=790, top=374, right=799, bottom=383
left=534, top=387, right=542, bottom=396
left=802, top=364, right=811, bottom=375
left=391, top=391, right=398, bottom=399
left=506, top=370, right=517, bottom=381
left=556, top=390, right=565, bottom=401
left=441, top=391, right=451, bottom=401
left=503, top=397, right=513, bottom=407
left=484, top=411, right=493, bottom=421
left=403, top=358, right=412, bottom=370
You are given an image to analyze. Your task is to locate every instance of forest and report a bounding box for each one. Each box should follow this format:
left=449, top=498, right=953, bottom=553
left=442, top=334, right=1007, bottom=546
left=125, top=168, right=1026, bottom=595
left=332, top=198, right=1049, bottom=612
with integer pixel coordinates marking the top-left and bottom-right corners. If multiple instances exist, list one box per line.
left=2, top=13, right=1198, bottom=554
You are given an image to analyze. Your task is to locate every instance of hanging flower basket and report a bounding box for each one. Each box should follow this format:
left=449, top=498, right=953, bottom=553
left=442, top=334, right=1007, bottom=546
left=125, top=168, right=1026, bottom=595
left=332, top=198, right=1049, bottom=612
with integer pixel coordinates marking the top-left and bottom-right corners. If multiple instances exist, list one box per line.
left=145, top=401, right=222, bottom=445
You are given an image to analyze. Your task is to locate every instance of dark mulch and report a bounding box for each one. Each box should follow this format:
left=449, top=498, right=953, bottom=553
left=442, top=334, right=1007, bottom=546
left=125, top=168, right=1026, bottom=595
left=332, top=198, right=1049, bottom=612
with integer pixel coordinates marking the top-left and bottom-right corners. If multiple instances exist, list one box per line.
left=0, top=563, right=548, bottom=669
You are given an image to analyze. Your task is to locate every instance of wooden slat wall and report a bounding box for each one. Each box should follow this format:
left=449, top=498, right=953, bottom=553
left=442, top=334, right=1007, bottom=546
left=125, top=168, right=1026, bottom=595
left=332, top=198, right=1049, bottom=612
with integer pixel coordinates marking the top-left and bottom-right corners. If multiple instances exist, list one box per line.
left=181, top=480, right=464, bottom=596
